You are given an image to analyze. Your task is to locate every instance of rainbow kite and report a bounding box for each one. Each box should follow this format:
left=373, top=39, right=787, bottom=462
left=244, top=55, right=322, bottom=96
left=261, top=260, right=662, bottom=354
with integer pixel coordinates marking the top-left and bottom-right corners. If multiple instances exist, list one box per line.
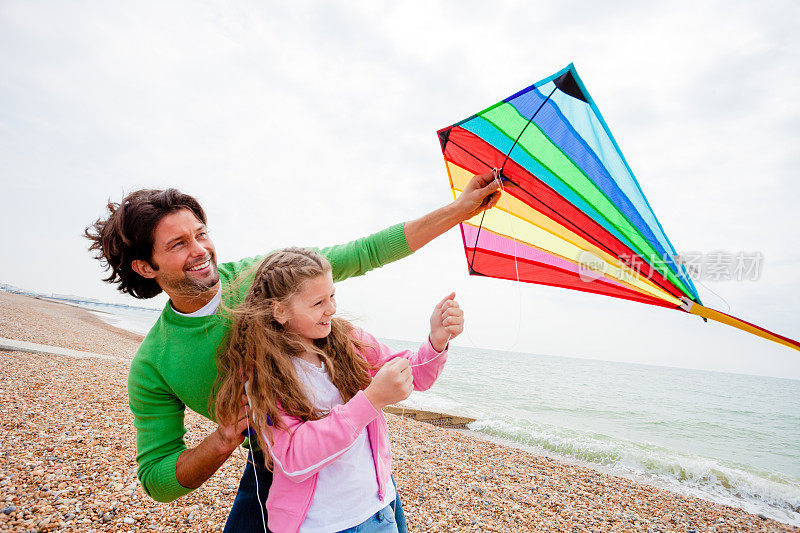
left=438, top=64, right=800, bottom=352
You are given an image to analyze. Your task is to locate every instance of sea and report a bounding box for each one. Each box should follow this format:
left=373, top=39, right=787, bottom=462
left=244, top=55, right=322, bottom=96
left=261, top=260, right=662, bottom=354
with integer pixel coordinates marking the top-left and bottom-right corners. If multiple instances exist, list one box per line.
left=76, top=300, right=163, bottom=336
left=84, top=303, right=800, bottom=527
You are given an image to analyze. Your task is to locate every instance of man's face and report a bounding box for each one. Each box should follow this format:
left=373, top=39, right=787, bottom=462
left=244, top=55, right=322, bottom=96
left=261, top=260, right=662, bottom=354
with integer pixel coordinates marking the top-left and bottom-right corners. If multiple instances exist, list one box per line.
left=142, top=209, right=220, bottom=299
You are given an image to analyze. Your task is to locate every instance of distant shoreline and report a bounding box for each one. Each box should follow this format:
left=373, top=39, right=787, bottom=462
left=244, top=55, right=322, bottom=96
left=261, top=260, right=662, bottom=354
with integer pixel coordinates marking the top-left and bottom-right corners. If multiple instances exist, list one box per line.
left=35, top=295, right=117, bottom=316
left=0, top=287, right=161, bottom=313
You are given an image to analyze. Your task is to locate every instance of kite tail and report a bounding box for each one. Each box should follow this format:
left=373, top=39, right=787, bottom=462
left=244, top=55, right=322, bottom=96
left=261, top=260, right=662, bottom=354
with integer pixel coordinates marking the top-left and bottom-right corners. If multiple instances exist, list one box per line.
left=680, top=298, right=800, bottom=352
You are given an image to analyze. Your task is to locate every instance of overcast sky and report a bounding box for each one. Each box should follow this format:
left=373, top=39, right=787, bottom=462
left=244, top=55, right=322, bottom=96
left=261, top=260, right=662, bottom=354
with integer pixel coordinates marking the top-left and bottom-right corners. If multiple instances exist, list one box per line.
left=2, top=0, right=799, bottom=379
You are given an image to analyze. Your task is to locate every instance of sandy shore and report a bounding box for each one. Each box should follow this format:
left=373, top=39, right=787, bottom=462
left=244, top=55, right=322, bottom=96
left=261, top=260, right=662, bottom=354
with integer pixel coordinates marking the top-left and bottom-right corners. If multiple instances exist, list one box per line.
left=1, top=292, right=797, bottom=532
left=0, top=293, right=143, bottom=359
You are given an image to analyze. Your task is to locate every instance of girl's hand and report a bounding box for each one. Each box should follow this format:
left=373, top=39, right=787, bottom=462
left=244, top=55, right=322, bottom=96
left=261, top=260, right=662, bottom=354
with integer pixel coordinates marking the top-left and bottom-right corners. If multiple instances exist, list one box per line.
left=364, top=358, right=413, bottom=410
left=429, top=292, right=463, bottom=352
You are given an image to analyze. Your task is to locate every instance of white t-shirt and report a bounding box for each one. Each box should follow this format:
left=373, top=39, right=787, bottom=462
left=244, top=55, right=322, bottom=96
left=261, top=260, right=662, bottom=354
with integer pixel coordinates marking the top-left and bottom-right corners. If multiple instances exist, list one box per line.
left=292, top=357, right=396, bottom=533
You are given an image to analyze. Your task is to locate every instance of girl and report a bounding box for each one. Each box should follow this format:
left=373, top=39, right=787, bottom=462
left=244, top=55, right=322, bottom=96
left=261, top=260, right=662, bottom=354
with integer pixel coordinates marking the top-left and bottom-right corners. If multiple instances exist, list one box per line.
left=214, top=247, right=463, bottom=533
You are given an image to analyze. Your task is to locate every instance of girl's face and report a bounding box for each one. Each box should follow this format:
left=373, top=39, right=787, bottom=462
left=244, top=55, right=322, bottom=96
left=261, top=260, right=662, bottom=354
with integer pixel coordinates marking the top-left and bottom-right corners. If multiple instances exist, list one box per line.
left=276, top=272, right=337, bottom=344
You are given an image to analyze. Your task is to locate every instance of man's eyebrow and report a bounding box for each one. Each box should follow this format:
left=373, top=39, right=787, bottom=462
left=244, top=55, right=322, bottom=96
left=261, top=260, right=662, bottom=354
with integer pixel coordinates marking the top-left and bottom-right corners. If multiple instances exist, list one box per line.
left=164, top=234, right=187, bottom=248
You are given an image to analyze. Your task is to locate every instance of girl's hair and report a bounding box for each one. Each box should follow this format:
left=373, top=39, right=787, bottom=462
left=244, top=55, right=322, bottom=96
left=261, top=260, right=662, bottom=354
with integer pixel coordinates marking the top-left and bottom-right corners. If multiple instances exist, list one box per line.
left=213, top=247, right=372, bottom=459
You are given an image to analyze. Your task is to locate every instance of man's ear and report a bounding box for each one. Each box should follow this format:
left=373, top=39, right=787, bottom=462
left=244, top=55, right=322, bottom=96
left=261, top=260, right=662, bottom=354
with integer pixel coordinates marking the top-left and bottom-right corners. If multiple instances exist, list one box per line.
left=131, top=259, right=158, bottom=279
left=273, top=302, right=289, bottom=325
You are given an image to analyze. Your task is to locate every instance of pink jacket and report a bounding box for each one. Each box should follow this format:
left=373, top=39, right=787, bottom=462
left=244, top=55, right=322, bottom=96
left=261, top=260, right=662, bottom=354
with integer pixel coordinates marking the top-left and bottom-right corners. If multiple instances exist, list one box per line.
left=262, top=328, right=448, bottom=533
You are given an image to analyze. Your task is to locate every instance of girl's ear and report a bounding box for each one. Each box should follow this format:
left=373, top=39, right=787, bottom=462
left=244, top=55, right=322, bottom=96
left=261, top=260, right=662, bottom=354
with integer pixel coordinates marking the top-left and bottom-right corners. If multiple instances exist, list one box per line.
left=273, top=301, right=289, bottom=325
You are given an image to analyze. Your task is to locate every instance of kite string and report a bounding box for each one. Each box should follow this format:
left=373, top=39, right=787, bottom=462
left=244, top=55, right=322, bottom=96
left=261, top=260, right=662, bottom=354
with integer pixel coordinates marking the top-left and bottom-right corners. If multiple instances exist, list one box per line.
left=506, top=175, right=524, bottom=350
left=490, top=170, right=525, bottom=351
left=239, top=402, right=268, bottom=533
left=494, top=85, right=555, bottom=330
left=396, top=331, right=452, bottom=454
left=399, top=181, right=524, bottom=444
left=462, top=169, right=525, bottom=352
left=241, top=86, right=557, bottom=529
left=695, top=278, right=731, bottom=313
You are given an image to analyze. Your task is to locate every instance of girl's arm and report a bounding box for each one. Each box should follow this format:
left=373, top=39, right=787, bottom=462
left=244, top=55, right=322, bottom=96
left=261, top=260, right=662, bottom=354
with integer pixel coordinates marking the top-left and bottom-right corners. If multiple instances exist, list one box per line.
left=355, top=293, right=464, bottom=391
left=260, top=360, right=411, bottom=483
left=355, top=328, right=448, bottom=392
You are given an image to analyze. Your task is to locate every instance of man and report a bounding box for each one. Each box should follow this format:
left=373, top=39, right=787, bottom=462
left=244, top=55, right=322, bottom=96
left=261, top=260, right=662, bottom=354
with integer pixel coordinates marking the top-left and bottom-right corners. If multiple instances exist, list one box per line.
left=85, top=173, right=500, bottom=531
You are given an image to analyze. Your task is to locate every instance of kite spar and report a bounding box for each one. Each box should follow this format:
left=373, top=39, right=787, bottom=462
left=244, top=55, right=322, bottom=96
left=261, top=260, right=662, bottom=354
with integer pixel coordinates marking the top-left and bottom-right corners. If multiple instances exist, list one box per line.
left=437, top=64, right=800, bottom=352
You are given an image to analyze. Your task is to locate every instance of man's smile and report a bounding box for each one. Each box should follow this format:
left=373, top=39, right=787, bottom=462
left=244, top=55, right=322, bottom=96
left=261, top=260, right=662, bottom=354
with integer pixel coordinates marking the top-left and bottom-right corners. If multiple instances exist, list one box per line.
left=186, top=258, right=212, bottom=272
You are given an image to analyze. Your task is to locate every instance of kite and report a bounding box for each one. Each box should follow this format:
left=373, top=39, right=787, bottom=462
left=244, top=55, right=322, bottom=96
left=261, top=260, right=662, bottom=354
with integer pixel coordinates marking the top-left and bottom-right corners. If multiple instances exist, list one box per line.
left=437, top=64, right=800, bottom=352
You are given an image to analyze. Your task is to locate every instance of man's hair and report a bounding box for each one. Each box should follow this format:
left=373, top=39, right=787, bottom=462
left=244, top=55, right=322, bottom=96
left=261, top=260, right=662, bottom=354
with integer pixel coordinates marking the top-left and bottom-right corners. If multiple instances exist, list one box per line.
left=84, top=189, right=207, bottom=299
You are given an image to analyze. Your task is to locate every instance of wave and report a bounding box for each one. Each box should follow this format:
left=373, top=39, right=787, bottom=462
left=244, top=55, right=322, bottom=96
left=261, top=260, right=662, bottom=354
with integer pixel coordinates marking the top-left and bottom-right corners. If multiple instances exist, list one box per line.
left=469, top=417, right=800, bottom=526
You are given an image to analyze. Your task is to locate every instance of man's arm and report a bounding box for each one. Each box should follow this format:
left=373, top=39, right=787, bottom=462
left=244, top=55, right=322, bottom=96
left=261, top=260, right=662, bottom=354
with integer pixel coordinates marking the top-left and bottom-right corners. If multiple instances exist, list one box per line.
left=404, top=172, right=501, bottom=251
left=320, top=172, right=501, bottom=280
left=130, top=364, right=249, bottom=500
left=128, top=359, right=195, bottom=503
left=174, top=397, right=249, bottom=490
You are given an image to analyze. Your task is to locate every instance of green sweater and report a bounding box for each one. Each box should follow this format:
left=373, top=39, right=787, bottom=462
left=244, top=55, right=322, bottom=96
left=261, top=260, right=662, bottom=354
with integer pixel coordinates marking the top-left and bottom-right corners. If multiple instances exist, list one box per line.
left=127, top=224, right=411, bottom=502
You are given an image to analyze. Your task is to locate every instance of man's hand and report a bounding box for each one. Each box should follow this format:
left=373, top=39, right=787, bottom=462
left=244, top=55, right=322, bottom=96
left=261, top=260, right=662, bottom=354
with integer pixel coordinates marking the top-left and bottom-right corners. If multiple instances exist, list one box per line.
left=175, top=394, right=250, bottom=489
left=404, top=172, right=502, bottom=251
left=364, top=358, right=413, bottom=410
left=453, top=172, right=503, bottom=220
left=213, top=394, right=251, bottom=455
left=429, top=292, right=464, bottom=352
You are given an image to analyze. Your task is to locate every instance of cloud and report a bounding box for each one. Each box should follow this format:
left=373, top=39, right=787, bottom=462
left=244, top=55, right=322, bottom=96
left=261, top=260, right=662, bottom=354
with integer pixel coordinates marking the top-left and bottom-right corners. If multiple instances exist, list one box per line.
left=1, top=0, right=798, bottom=377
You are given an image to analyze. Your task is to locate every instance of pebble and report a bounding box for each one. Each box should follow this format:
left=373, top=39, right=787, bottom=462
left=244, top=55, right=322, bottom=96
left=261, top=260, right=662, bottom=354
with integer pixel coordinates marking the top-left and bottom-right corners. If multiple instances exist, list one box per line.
left=2, top=292, right=799, bottom=532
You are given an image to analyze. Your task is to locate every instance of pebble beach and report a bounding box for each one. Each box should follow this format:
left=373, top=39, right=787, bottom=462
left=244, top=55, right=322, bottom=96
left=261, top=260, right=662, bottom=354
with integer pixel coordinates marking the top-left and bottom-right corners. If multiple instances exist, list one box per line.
left=1, top=292, right=797, bottom=532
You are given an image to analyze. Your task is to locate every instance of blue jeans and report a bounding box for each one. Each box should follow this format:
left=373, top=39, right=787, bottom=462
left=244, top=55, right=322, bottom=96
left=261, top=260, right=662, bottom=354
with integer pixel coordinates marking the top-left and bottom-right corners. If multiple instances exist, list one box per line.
left=223, top=450, right=408, bottom=533
left=337, top=505, right=397, bottom=533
